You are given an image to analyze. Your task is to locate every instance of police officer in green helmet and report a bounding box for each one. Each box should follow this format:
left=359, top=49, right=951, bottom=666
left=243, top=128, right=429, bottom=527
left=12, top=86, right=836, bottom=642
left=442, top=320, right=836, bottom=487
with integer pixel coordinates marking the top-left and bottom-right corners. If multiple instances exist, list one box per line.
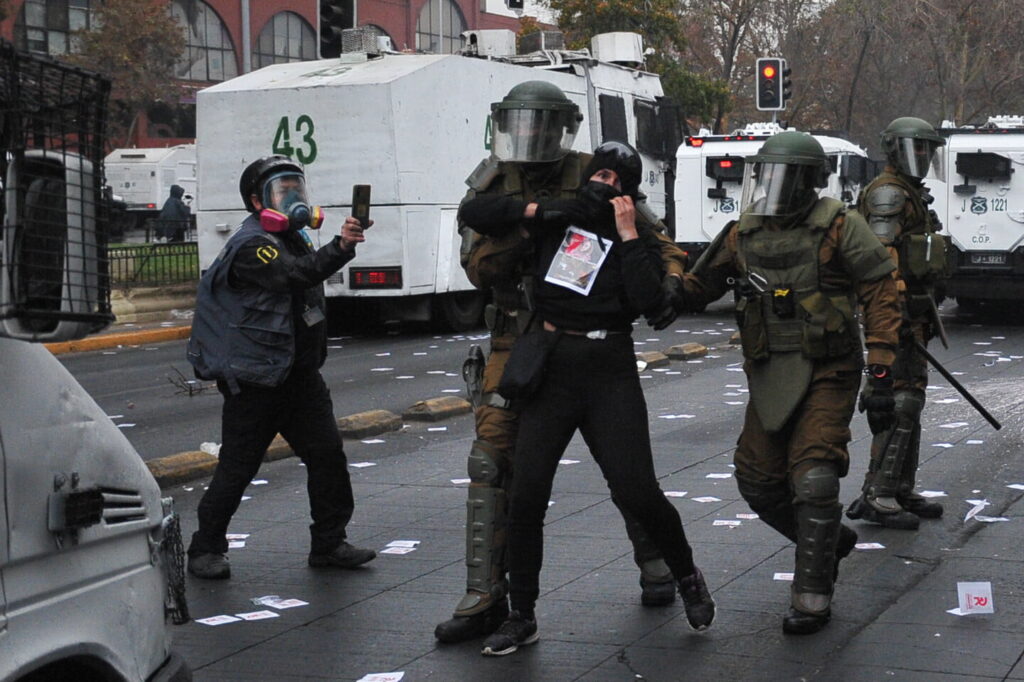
left=671, top=131, right=902, bottom=634
left=435, top=80, right=689, bottom=644
left=847, top=117, right=948, bottom=530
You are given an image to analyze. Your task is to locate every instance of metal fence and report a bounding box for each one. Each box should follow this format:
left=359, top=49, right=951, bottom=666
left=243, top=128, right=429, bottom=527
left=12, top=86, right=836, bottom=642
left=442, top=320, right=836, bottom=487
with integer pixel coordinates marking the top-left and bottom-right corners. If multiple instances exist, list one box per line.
left=108, top=241, right=199, bottom=288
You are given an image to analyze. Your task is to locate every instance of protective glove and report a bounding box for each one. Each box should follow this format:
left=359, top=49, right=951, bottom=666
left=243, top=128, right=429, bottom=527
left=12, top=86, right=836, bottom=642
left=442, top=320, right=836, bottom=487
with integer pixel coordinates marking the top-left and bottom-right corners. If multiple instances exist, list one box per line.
left=646, top=275, right=683, bottom=331
left=533, top=198, right=588, bottom=230
left=858, top=364, right=896, bottom=434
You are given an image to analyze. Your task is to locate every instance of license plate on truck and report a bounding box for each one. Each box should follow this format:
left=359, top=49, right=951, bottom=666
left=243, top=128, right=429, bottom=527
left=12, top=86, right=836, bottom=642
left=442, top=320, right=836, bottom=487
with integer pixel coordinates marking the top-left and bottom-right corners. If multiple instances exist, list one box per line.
left=969, top=253, right=1008, bottom=265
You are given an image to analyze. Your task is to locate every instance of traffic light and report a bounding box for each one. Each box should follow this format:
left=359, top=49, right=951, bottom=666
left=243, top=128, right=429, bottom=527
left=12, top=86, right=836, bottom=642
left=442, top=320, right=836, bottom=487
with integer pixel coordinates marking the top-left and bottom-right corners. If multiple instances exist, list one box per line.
left=756, top=57, right=784, bottom=111
left=781, top=64, right=793, bottom=106
left=319, top=0, right=354, bottom=59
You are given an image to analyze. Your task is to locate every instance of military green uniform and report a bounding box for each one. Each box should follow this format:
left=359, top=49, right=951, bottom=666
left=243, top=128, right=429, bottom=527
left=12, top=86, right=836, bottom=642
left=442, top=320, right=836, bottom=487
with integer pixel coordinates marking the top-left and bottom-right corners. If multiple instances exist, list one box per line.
left=683, top=198, right=899, bottom=629
left=848, top=117, right=948, bottom=530
left=436, top=151, right=687, bottom=640
left=679, top=131, right=901, bottom=633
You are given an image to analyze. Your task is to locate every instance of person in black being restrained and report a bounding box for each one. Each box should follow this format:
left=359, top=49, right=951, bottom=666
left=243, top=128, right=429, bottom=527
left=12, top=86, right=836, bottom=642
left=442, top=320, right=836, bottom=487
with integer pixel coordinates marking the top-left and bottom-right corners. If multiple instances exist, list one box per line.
left=459, top=141, right=716, bottom=657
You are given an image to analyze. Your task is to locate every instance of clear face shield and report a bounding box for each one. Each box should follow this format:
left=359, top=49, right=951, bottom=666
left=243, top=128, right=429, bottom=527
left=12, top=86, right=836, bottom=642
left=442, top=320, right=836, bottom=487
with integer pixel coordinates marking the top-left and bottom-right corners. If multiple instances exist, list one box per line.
left=490, top=108, right=578, bottom=163
left=259, top=172, right=324, bottom=231
left=740, top=162, right=811, bottom=216
left=895, top=137, right=944, bottom=180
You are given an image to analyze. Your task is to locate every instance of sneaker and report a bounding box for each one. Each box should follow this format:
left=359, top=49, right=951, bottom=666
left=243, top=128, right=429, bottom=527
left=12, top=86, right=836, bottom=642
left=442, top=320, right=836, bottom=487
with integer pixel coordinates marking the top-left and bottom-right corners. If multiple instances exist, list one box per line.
left=308, top=542, right=376, bottom=568
left=187, top=552, right=230, bottom=579
left=435, top=600, right=509, bottom=644
left=640, top=576, right=677, bottom=607
left=481, top=611, right=539, bottom=656
left=678, top=567, right=716, bottom=631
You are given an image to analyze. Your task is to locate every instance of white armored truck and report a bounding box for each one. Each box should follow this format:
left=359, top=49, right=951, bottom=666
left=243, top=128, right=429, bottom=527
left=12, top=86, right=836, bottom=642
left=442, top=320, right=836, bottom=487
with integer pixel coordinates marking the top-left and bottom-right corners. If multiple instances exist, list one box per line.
left=104, top=144, right=197, bottom=232
left=673, top=123, right=873, bottom=263
left=195, top=31, right=681, bottom=329
left=929, top=116, right=1024, bottom=307
left=0, top=42, right=190, bottom=681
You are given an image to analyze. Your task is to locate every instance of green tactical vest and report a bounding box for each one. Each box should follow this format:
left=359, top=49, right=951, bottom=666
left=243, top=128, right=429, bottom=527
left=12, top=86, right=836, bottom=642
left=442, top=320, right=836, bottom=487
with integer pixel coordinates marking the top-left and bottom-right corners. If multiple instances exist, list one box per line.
left=735, top=197, right=859, bottom=432
left=859, top=170, right=947, bottom=288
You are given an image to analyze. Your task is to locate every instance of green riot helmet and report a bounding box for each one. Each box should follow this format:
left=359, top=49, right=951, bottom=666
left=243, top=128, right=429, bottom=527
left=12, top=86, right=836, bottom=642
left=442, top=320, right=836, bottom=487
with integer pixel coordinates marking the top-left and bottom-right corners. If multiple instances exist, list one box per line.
left=740, top=131, right=831, bottom=216
left=880, top=117, right=946, bottom=179
left=490, top=80, right=583, bottom=162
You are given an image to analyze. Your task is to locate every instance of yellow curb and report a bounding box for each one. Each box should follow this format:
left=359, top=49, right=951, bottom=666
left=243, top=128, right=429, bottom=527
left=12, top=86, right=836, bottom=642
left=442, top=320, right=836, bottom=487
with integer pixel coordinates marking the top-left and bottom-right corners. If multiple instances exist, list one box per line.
left=45, top=325, right=192, bottom=355
left=147, top=450, right=218, bottom=488
left=636, top=351, right=670, bottom=368
left=402, top=396, right=472, bottom=422
left=666, top=342, right=708, bottom=360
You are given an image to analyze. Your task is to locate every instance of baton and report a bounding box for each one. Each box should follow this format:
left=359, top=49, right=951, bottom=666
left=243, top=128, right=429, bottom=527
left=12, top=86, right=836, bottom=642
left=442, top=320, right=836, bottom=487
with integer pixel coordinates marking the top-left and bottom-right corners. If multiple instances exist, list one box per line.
left=914, top=340, right=1001, bottom=430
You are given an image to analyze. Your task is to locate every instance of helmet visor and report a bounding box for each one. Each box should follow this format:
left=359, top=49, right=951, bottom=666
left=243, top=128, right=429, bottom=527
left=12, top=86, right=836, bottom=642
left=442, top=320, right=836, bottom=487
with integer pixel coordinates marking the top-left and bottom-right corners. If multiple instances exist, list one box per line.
left=491, top=109, right=578, bottom=162
left=895, top=137, right=942, bottom=179
left=262, top=173, right=310, bottom=213
left=741, top=162, right=807, bottom=216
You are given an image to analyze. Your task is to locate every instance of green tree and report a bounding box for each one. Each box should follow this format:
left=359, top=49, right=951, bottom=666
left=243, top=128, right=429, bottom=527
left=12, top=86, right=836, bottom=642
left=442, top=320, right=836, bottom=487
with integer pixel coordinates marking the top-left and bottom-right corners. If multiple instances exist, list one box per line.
left=542, top=0, right=731, bottom=130
left=63, top=0, right=185, bottom=147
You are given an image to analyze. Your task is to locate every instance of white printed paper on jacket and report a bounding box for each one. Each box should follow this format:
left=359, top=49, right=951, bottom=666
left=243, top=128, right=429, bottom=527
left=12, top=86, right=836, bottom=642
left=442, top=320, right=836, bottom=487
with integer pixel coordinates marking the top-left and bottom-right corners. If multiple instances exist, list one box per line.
left=544, top=226, right=613, bottom=296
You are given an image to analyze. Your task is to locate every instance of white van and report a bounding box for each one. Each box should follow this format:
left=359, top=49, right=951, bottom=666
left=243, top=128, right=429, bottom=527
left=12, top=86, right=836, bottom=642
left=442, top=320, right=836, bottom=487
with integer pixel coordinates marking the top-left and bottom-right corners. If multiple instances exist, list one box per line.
left=0, top=41, right=190, bottom=682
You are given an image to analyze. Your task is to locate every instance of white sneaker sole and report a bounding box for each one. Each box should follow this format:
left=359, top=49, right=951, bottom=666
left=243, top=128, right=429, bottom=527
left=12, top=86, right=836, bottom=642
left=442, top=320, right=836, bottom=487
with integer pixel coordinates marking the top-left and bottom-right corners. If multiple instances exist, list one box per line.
left=481, top=631, right=540, bottom=656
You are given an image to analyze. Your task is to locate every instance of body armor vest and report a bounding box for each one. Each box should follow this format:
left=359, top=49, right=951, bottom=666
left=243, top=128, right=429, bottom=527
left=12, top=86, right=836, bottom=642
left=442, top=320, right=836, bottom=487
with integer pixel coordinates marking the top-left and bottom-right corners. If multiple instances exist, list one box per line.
left=860, top=171, right=946, bottom=322
left=187, top=216, right=303, bottom=394
left=735, top=197, right=859, bottom=432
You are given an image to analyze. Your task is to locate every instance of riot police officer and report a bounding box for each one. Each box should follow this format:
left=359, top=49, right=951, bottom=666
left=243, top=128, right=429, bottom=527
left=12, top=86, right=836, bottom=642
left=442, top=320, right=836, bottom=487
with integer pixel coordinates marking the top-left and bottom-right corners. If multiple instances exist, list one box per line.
left=185, top=156, right=375, bottom=579
left=434, top=81, right=688, bottom=644
left=676, top=132, right=902, bottom=634
left=846, top=117, right=948, bottom=531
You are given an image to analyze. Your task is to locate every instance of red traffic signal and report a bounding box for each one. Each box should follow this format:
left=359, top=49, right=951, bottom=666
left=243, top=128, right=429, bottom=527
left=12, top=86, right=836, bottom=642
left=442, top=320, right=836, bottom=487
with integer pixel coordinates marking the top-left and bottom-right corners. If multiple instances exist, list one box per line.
left=756, top=57, right=785, bottom=111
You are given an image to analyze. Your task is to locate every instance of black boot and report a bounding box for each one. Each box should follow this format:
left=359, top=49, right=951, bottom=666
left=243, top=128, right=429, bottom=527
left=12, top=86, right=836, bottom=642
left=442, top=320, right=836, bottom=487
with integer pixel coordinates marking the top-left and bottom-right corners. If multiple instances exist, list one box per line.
left=783, top=604, right=831, bottom=635
left=846, top=496, right=920, bottom=530
left=435, top=599, right=509, bottom=644
left=899, top=493, right=944, bottom=519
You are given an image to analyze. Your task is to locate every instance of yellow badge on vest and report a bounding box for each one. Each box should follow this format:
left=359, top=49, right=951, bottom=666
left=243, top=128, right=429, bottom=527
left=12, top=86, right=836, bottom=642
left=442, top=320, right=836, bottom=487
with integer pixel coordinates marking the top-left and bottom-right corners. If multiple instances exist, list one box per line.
left=256, top=245, right=279, bottom=263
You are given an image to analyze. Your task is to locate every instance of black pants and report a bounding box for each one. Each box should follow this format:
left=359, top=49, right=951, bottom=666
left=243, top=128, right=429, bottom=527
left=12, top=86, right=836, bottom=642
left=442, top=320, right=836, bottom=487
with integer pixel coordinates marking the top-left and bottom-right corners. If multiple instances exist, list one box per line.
left=188, top=366, right=354, bottom=557
left=507, top=334, right=696, bottom=614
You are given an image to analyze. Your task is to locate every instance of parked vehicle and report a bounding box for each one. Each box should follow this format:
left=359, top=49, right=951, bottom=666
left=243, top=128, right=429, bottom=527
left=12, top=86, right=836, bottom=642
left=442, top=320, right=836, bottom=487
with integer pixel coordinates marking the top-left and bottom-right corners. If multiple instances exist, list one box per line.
left=195, top=30, right=681, bottom=330
left=0, top=40, right=190, bottom=682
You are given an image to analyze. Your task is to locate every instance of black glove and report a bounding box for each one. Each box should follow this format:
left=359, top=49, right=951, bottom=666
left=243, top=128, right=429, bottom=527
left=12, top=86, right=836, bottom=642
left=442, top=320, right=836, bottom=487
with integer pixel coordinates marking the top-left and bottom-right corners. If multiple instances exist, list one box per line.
left=859, top=364, right=896, bottom=434
left=647, top=275, right=683, bottom=331
left=533, top=198, right=588, bottom=230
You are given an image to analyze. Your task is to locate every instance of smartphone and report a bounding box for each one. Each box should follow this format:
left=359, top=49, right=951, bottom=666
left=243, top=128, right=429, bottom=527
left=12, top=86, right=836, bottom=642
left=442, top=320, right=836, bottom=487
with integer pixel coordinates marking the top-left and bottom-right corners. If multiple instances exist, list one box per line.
left=352, top=184, right=371, bottom=229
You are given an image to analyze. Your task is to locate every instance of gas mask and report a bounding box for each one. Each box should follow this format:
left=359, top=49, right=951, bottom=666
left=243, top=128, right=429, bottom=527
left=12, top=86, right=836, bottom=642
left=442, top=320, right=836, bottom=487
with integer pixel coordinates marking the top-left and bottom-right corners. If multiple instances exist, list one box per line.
left=258, top=172, right=325, bottom=233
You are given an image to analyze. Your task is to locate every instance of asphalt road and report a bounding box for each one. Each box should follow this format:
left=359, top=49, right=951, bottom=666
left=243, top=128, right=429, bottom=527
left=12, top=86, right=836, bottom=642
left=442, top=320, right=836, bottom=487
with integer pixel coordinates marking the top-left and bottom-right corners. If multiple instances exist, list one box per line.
left=160, top=300, right=1024, bottom=681
left=59, top=303, right=744, bottom=461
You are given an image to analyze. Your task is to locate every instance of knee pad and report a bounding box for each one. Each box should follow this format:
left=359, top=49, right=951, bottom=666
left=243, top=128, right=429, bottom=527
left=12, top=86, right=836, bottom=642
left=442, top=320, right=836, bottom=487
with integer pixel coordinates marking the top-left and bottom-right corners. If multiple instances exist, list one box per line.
left=894, top=389, right=925, bottom=421
left=468, top=439, right=507, bottom=486
left=792, top=463, right=840, bottom=507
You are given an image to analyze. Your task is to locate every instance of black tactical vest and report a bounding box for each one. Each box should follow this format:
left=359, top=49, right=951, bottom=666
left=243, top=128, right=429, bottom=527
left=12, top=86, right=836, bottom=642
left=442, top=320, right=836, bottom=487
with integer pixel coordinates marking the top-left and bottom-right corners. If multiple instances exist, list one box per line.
left=187, top=216, right=297, bottom=394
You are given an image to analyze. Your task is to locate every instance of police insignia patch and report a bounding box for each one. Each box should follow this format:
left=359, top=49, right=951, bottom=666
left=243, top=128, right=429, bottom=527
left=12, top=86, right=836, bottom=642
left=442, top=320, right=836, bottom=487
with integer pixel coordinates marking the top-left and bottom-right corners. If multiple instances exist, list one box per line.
left=256, top=245, right=279, bottom=263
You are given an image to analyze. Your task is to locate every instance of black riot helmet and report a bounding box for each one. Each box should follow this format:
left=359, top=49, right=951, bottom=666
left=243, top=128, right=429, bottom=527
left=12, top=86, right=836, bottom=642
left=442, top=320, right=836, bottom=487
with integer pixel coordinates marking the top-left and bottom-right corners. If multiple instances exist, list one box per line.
left=239, top=155, right=305, bottom=213
left=581, top=141, right=643, bottom=199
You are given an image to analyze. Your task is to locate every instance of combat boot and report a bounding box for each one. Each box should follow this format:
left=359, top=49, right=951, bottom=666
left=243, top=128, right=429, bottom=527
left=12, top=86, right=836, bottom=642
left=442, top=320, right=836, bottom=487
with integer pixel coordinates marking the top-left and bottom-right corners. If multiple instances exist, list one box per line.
left=783, top=593, right=831, bottom=635
left=898, top=492, right=943, bottom=519
left=846, top=495, right=920, bottom=530
left=435, top=599, right=509, bottom=644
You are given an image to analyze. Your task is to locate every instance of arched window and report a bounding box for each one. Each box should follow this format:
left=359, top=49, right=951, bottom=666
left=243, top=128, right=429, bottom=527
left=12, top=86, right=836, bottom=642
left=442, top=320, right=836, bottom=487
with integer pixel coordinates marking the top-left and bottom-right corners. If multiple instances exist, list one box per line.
left=14, top=0, right=95, bottom=56
left=254, top=11, right=316, bottom=68
left=170, top=0, right=238, bottom=82
left=415, top=0, right=466, bottom=55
